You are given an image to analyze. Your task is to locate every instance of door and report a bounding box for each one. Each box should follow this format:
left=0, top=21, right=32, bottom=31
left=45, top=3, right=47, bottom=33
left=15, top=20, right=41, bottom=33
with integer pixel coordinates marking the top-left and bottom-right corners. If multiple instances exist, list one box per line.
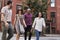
left=50, top=12, right=56, bottom=34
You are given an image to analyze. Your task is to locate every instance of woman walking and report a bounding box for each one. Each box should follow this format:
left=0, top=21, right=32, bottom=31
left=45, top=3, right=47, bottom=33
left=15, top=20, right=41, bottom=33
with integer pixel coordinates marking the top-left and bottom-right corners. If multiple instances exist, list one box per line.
left=14, top=9, right=26, bottom=40
left=32, top=12, right=46, bottom=40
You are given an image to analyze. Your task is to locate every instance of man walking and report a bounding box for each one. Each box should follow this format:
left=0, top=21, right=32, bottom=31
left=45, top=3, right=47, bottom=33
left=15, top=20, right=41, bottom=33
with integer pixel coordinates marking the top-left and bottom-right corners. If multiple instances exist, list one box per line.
left=24, top=8, right=33, bottom=40
left=1, top=1, right=13, bottom=40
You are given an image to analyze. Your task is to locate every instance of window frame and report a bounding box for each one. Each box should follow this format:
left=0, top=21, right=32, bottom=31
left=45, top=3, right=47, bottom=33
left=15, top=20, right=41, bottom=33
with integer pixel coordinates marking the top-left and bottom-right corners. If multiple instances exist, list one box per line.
left=50, top=0, right=55, bottom=7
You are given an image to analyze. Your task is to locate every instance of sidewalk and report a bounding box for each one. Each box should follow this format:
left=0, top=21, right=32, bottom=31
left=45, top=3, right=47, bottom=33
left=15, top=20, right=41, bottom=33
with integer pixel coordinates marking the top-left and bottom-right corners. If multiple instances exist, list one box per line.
left=0, top=32, right=60, bottom=40
left=45, top=34, right=60, bottom=37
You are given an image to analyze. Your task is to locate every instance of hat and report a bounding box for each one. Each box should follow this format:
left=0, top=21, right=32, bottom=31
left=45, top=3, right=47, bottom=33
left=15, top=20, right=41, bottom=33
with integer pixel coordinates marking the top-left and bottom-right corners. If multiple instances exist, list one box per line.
left=27, top=8, right=31, bottom=11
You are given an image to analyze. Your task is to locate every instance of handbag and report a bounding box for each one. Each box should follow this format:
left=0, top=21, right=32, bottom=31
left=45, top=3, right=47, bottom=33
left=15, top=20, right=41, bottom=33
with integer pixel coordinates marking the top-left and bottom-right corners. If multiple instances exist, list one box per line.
left=18, top=16, right=25, bottom=33
left=19, top=23, right=25, bottom=33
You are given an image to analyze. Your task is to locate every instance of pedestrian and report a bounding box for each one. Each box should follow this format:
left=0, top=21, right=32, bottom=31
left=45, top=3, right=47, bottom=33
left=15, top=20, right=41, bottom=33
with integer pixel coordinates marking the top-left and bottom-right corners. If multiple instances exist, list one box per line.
left=24, top=8, right=33, bottom=40
left=32, top=12, right=46, bottom=40
left=1, top=1, right=13, bottom=40
left=14, top=9, right=26, bottom=40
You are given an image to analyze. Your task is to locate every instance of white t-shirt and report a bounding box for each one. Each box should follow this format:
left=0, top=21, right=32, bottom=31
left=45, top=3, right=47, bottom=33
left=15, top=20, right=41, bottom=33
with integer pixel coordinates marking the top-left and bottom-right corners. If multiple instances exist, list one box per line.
left=32, top=17, right=46, bottom=32
left=1, top=6, right=12, bottom=22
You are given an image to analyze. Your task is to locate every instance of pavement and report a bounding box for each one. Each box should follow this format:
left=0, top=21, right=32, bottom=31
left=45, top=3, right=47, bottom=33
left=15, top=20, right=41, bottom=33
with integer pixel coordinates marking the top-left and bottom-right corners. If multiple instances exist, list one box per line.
left=0, top=32, right=60, bottom=40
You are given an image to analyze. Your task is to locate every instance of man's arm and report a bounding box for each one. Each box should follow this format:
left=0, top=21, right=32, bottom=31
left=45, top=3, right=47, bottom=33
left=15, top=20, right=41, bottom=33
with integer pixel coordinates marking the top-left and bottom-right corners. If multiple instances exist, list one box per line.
left=1, top=13, right=6, bottom=23
left=1, top=7, right=8, bottom=27
left=1, top=13, right=8, bottom=27
left=1, top=13, right=4, bottom=21
left=1, top=7, right=6, bottom=22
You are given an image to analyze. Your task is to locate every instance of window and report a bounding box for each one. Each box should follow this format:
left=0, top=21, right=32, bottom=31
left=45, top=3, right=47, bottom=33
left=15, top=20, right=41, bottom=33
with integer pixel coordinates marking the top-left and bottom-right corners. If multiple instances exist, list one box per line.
left=16, top=5, right=22, bottom=10
left=51, top=0, right=55, bottom=7
left=50, top=12, right=56, bottom=33
left=51, top=12, right=56, bottom=26
left=51, top=12, right=55, bottom=18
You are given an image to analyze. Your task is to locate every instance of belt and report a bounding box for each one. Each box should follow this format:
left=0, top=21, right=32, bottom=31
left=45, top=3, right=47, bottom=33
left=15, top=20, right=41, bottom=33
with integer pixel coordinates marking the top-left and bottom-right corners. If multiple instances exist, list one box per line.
left=7, top=21, right=11, bottom=23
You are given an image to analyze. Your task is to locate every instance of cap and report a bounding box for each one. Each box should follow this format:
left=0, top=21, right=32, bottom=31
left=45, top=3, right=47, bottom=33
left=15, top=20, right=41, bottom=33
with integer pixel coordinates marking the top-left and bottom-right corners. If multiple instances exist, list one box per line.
left=27, top=8, right=31, bottom=11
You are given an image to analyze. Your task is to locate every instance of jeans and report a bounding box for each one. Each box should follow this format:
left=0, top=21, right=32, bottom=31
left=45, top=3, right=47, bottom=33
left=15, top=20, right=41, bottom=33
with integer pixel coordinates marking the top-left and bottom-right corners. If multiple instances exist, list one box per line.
left=35, top=30, right=41, bottom=40
left=1, top=22, right=13, bottom=40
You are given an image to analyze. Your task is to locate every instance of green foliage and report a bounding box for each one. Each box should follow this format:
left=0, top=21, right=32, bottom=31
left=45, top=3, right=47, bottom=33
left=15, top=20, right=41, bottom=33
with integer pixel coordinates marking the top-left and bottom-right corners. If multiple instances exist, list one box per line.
left=26, top=0, right=49, bottom=18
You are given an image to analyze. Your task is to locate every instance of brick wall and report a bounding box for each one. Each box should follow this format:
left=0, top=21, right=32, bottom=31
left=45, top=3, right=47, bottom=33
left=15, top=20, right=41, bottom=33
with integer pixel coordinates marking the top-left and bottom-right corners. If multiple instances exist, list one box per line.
left=56, top=0, right=60, bottom=33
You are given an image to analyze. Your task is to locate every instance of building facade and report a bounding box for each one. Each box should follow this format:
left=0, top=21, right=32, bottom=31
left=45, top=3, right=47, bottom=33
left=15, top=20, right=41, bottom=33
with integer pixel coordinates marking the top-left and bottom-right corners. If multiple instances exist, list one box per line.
left=47, top=0, right=60, bottom=34
left=0, top=0, right=60, bottom=34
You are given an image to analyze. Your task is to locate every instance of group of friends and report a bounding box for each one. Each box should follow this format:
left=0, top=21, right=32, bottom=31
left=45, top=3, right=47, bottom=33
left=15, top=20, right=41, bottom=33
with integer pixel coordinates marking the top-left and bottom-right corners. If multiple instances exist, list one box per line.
left=1, top=1, right=46, bottom=40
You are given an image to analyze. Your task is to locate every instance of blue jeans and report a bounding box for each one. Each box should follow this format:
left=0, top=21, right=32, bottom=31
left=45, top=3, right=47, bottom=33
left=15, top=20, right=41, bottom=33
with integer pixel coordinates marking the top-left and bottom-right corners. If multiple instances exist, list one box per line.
left=35, top=30, right=41, bottom=40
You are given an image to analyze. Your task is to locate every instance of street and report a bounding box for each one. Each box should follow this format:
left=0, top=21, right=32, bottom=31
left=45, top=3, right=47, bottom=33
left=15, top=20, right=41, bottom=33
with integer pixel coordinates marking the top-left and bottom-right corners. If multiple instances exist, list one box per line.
left=0, top=32, right=60, bottom=40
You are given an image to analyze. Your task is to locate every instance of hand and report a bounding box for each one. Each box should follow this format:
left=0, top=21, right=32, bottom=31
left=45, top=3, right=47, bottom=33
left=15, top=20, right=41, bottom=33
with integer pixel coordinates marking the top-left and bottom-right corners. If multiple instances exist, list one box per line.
left=5, top=22, right=9, bottom=28
left=23, top=25, right=27, bottom=28
left=30, top=29, right=33, bottom=32
left=43, top=27, right=46, bottom=34
left=24, top=24, right=27, bottom=28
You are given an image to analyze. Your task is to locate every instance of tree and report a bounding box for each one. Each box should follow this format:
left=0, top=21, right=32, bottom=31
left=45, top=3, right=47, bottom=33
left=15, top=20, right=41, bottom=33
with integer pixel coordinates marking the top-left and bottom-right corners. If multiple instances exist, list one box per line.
left=26, top=0, right=50, bottom=35
left=26, top=0, right=49, bottom=19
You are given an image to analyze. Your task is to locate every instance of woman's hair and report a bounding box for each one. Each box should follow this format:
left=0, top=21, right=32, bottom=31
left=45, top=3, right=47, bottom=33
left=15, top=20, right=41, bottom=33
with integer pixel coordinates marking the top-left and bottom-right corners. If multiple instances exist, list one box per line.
left=16, top=9, right=23, bottom=14
left=35, top=11, right=43, bottom=17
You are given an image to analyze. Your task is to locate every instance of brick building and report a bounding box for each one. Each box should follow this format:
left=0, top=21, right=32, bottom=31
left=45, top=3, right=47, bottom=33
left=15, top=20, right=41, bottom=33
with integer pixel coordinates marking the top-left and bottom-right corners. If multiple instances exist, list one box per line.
left=47, top=0, right=60, bottom=34
left=0, top=0, right=60, bottom=34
